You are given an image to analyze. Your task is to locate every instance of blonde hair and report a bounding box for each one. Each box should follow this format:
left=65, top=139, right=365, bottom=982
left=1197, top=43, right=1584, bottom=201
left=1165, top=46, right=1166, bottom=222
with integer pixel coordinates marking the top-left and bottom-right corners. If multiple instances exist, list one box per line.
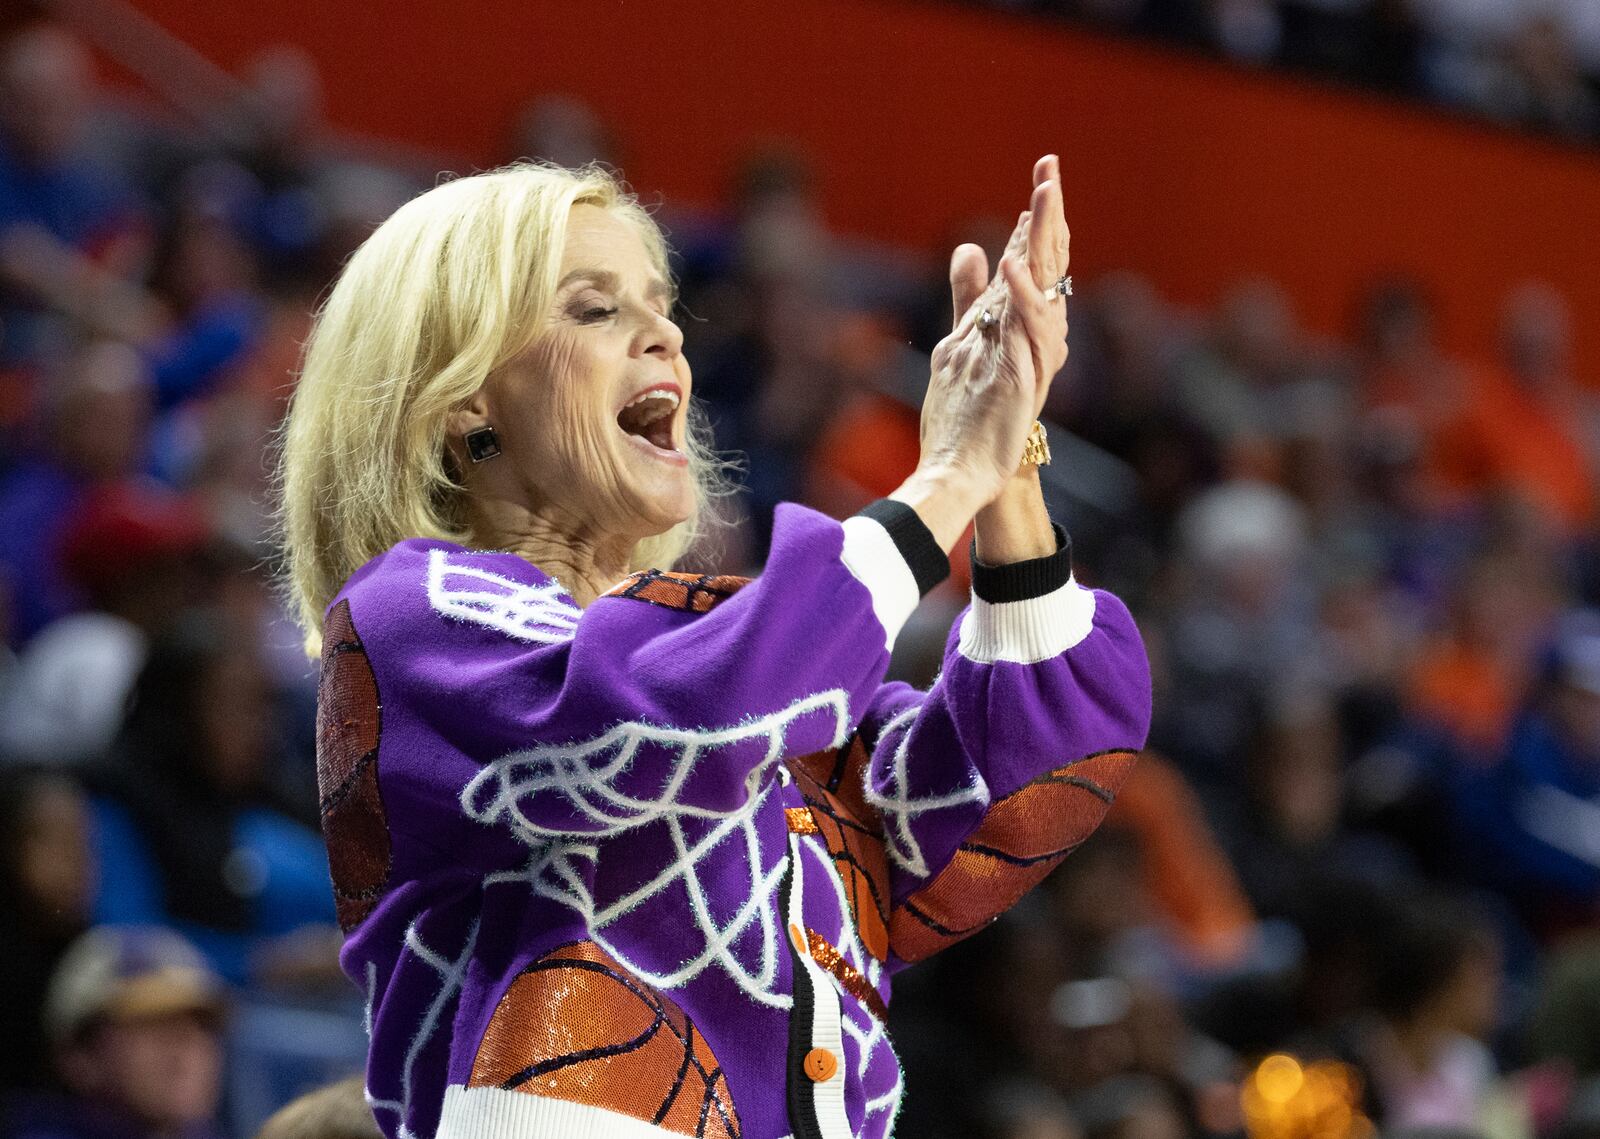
left=275, top=162, right=721, bottom=656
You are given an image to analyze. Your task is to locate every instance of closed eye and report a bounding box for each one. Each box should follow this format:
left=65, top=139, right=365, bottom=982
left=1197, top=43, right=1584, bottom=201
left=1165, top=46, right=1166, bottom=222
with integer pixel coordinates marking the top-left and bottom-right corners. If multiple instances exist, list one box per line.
left=577, top=305, right=619, bottom=323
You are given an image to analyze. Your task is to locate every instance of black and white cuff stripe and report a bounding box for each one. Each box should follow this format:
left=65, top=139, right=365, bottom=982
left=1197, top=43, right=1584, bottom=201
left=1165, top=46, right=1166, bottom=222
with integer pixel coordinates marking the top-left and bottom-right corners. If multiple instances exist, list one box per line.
left=857, top=499, right=949, bottom=598
left=840, top=499, right=950, bottom=651
left=970, top=523, right=1073, bottom=603
left=959, top=522, right=1097, bottom=664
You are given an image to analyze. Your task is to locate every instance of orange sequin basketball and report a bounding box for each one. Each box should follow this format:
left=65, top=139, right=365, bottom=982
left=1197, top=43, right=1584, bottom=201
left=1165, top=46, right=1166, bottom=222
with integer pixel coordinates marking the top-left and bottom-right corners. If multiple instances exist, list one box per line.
left=469, top=941, right=740, bottom=1138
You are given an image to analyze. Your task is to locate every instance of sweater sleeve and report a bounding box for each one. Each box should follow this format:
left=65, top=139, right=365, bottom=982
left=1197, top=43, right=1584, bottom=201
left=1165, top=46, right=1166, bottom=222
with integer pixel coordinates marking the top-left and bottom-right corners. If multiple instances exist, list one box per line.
left=337, top=501, right=952, bottom=852
left=854, top=526, right=1152, bottom=969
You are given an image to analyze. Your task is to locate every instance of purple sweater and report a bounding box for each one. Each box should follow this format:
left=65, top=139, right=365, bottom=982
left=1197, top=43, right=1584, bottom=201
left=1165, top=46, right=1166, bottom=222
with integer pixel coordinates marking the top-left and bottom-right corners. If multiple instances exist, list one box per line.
left=315, top=501, right=1151, bottom=1139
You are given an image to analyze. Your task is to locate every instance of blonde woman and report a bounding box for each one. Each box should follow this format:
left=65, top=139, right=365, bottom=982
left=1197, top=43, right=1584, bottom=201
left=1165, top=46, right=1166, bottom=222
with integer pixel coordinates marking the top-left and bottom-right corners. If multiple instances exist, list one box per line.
left=279, top=156, right=1149, bottom=1139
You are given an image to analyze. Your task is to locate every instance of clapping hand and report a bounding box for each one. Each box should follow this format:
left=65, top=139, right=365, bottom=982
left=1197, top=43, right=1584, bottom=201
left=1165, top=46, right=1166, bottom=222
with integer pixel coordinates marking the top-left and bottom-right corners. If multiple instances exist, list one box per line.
left=949, top=154, right=1071, bottom=423
left=908, top=155, right=1072, bottom=545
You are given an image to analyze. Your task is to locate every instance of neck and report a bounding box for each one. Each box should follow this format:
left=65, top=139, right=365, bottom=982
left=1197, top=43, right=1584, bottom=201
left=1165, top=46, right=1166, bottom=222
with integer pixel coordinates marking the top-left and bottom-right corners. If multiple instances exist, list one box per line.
left=468, top=494, right=636, bottom=608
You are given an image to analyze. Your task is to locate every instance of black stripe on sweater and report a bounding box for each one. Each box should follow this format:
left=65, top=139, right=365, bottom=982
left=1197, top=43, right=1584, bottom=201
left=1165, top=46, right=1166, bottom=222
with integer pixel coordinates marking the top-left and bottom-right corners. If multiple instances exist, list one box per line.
left=781, top=861, right=824, bottom=1139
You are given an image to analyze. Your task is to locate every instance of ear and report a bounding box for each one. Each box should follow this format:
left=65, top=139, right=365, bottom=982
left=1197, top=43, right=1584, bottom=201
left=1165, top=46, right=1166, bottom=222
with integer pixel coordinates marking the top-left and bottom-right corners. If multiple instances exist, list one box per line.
left=446, top=388, right=493, bottom=444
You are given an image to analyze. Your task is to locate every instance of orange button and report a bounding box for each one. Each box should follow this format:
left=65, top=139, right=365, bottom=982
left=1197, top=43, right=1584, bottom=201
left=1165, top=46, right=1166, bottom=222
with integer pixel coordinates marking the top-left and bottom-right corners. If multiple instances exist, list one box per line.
left=803, top=1047, right=837, bottom=1082
left=789, top=923, right=807, bottom=954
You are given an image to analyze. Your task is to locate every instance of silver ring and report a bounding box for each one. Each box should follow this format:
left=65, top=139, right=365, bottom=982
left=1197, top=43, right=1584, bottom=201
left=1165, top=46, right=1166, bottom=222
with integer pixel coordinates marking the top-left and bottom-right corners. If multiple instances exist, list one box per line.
left=977, top=309, right=996, bottom=332
left=1045, top=274, right=1072, bottom=301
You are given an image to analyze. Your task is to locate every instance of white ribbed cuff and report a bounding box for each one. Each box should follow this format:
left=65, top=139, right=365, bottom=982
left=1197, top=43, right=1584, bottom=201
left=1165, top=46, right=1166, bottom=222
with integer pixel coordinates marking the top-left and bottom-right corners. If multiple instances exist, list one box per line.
left=840, top=515, right=920, bottom=652
left=438, top=1084, right=681, bottom=1138
left=957, top=577, right=1097, bottom=664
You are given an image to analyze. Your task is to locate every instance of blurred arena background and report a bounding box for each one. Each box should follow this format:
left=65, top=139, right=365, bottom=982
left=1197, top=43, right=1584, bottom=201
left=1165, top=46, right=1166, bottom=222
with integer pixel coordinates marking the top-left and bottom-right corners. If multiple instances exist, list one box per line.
left=0, top=1, right=1597, bottom=1137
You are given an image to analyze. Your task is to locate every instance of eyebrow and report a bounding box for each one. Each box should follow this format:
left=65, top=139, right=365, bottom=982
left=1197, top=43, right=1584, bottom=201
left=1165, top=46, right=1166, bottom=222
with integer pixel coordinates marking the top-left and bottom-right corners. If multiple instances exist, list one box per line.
left=557, top=267, right=673, bottom=304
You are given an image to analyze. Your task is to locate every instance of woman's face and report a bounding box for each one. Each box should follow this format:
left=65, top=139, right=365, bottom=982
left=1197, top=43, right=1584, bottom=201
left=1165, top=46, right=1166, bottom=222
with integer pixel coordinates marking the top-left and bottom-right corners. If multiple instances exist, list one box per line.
left=464, top=203, right=694, bottom=547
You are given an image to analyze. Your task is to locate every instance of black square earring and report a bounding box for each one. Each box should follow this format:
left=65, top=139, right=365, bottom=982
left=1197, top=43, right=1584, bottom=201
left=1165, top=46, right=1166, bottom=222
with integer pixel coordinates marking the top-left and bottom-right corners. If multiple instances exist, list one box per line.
left=465, top=426, right=501, bottom=463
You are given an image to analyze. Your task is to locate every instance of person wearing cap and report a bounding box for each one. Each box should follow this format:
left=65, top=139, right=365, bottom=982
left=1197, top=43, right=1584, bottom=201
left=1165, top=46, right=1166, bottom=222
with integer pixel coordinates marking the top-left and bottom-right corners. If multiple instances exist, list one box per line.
left=1448, top=609, right=1600, bottom=936
left=277, top=158, right=1151, bottom=1139
left=0, top=480, right=211, bottom=766
left=3, top=926, right=227, bottom=1139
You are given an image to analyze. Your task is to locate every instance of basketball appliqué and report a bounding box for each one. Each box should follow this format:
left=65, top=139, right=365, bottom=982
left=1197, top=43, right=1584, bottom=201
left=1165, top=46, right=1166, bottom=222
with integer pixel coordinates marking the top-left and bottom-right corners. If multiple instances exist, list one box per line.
left=787, top=739, right=892, bottom=962
left=469, top=940, right=741, bottom=1138
left=890, top=748, right=1138, bottom=962
left=316, top=598, right=391, bottom=931
left=603, top=569, right=751, bottom=614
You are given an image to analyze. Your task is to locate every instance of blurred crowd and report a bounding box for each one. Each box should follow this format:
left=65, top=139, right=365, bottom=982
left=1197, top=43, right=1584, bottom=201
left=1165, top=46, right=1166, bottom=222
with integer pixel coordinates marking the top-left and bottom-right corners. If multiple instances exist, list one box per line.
left=2, top=15, right=1600, bottom=1139
left=973, top=0, right=1600, bottom=142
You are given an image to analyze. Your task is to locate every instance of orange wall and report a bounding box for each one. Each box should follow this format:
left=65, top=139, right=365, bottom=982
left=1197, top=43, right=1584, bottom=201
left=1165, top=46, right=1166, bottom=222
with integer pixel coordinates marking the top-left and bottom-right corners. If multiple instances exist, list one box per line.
left=121, top=0, right=1600, bottom=374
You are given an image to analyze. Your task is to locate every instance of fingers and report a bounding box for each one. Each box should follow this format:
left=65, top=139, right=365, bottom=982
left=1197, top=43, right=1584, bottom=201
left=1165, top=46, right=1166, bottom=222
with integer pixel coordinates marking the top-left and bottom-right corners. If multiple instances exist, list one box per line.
left=949, top=243, right=989, bottom=331
left=1005, top=209, right=1031, bottom=263
left=1000, top=252, right=1054, bottom=342
left=1050, top=154, right=1072, bottom=273
left=1000, top=251, right=1068, bottom=385
left=1027, top=155, right=1069, bottom=289
left=951, top=210, right=1030, bottom=340
left=1027, top=179, right=1058, bottom=289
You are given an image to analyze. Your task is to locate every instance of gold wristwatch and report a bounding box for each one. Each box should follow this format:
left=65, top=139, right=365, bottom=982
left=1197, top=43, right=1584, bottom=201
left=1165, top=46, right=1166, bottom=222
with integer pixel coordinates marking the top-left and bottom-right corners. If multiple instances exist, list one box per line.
left=1020, top=419, right=1051, bottom=467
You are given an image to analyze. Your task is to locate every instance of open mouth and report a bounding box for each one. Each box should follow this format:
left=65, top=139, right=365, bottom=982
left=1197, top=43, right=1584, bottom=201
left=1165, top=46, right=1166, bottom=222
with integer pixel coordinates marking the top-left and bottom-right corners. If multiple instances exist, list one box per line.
left=617, top=386, right=682, bottom=454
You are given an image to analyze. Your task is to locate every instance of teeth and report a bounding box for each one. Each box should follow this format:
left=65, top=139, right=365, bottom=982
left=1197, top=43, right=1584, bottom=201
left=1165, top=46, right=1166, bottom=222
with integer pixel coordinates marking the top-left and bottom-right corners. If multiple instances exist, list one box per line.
left=624, top=389, right=680, bottom=412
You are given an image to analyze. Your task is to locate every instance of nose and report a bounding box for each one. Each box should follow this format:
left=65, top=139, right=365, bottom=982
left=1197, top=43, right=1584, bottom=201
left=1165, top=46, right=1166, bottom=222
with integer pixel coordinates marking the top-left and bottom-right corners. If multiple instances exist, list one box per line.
left=639, top=306, right=684, bottom=360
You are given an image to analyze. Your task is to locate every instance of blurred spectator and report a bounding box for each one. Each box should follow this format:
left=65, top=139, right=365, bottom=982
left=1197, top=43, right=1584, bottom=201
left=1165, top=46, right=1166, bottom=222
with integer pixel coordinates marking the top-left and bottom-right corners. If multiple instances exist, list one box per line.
left=4, top=926, right=227, bottom=1139
left=1203, top=0, right=1283, bottom=63
left=139, top=166, right=267, bottom=415
left=1170, top=280, right=1347, bottom=496
left=253, top=1077, right=380, bottom=1139
left=1230, top=691, right=1416, bottom=921
left=1106, top=752, right=1259, bottom=971
left=980, top=1081, right=1084, bottom=1139
left=1529, top=935, right=1600, bottom=1082
left=1280, top=0, right=1423, bottom=92
left=0, top=340, right=154, bottom=645
left=0, top=26, right=144, bottom=368
left=1058, top=281, right=1216, bottom=606
left=1047, top=828, right=1153, bottom=976
left=1063, top=273, right=1190, bottom=458
left=996, top=0, right=1600, bottom=144
left=1350, top=279, right=1492, bottom=618
left=1449, top=610, right=1600, bottom=936
left=1407, top=548, right=1563, bottom=755
left=1356, top=278, right=1465, bottom=500
left=0, top=768, right=93, bottom=1092
left=1501, top=282, right=1600, bottom=474
left=504, top=93, right=619, bottom=171
left=1486, top=14, right=1600, bottom=139
left=1155, top=479, right=1322, bottom=793
left=201, top=45, right=374, bottom=292
left=85, top=610, right=337, bottom=985
left=683, top=148, right=844, bottom=551
left=0, top=482, right=211, bottom=765
left=1350, top=894, right=1504, bottom=1130
left=1433, top=285, right=1596, bottom=536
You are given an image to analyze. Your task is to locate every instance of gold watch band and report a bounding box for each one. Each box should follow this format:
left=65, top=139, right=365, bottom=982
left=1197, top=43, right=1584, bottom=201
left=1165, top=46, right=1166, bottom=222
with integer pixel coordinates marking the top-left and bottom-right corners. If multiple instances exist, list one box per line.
left=1020, top=419, right=1051, bottom=468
